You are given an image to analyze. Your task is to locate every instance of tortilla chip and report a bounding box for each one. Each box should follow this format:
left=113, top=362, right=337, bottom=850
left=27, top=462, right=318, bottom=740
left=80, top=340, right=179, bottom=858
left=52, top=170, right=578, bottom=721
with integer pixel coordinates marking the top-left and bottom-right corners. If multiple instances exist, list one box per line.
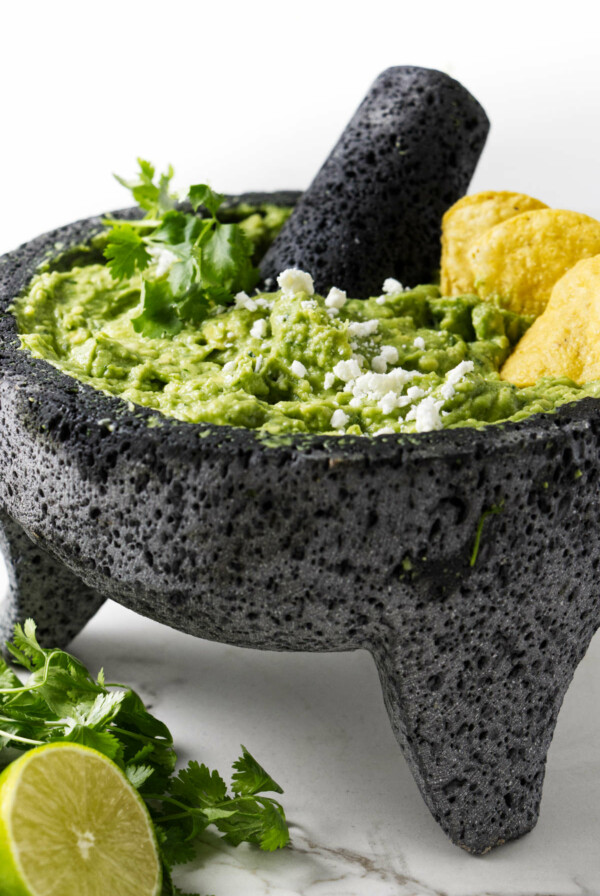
left=500, top=255, right=600, bottom=386
left=469, top=209, right=600, bottom=317
left=440, top=191, right=547, bottom=297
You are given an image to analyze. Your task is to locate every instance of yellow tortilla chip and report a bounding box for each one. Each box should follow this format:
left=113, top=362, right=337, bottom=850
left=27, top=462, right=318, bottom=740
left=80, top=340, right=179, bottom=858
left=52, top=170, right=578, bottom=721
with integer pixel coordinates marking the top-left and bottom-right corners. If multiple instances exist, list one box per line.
left=469, top=209, right=600, bottom=317
left=500, top=255, right=600, bottom=386
left=440, top=191, right=547, bottom=297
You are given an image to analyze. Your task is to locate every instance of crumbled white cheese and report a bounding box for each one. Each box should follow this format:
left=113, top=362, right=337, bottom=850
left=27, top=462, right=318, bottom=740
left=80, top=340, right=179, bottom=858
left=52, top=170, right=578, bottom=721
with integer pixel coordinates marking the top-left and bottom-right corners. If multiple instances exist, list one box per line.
left=371, top=344, right=399, bottom=373
left=379, top=391, right=400, bottom=415
left=325, top=286, right=347, bottom=309
left=347, top=319, right=379, bottom=338
left=331, top=409, right=349, bottom=429
left=352, top=368, right=414, bottom=401
left=407, top=385, right=426, bottom=401
left=374, top=426, right=395, bottom=436
left=301, top=300, right=317, bottom=310
left=235, top=292, right=258, bottom=311
left=277, top=268, right=314, bottom=297
left=382, top=277, right=403, bottom=295
left=254, top=354, right=263, bottom=373
left=291, top=360, right=307, bottom=378
left=324, top=372, right=336, bottom=390
left=375, top=295, right=388, bottom=305
left=413, top=336, right=426, bottom=350
left=327, top=307, right=339, bottom=318
left=447, top=360, right=475, bottom=385
left=441, top=360, right=475, bottom=400
left=380, top=345, right=399, bottom=365
left=414, top=396, right=444, bottom=432
left=222, top=360, right=236, bottom=375
left=152, top=247, right=179, bottom=278
left=333, top=359, right=362, bottom=382
left=250, top=319, right=267, bottom=339
left=351, top=353, right=366, bottom=366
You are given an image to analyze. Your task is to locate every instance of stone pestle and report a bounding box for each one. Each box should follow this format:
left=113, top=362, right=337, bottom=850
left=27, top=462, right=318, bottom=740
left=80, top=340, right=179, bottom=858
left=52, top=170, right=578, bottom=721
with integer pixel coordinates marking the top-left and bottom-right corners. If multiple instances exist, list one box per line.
left=260, top=66, right=490, bottom=297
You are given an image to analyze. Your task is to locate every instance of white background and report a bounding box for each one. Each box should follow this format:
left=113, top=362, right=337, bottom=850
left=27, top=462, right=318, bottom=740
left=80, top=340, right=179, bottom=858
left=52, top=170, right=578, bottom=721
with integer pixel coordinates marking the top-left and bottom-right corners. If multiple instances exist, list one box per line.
left=2, top=0, right=600, bottom=255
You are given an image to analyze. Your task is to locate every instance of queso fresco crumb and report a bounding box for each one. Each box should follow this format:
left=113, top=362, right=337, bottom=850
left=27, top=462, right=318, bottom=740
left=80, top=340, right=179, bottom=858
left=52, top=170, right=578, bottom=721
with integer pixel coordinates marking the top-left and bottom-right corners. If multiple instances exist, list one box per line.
left=15, top=258, right=600, bottom=436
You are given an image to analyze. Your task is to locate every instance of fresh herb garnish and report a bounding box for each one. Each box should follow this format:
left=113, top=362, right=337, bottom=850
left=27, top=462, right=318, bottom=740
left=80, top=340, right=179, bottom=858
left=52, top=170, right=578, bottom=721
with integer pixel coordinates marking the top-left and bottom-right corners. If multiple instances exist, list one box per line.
left=0, top=620, right=289, bottom=895
left=103, top=159, right=260, bottom=336
left=470, top=502, right=504, bottom=567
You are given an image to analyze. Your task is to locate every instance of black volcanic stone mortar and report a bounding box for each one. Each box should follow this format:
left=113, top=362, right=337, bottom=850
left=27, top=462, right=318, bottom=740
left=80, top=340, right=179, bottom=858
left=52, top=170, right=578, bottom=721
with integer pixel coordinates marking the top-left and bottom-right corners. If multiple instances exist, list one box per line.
left=2, top=199, right=600, bottom=855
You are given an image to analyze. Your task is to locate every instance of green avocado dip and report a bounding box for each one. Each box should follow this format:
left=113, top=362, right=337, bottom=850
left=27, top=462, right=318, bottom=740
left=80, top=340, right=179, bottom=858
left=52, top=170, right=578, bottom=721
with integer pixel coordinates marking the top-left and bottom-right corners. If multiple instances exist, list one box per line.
left=13, top=208, right=600, bottom=437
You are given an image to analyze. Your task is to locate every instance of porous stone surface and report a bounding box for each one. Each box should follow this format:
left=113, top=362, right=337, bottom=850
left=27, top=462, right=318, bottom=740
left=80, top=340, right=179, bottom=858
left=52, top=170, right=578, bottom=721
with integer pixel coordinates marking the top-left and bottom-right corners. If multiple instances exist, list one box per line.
left=0, top=507, right=105, bottom=648
left=2, top=207, right=600, bottom=855
left=260, top=66, right=489, bottom=297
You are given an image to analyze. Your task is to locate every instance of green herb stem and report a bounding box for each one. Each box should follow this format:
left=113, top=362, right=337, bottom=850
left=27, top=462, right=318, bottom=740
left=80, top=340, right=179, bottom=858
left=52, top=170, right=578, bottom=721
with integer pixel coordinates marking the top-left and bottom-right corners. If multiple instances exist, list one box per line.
left=1, top=618, right=290, bottom=895
left=470, top=503, right=504, bottom=567
left=0, top=729, right=43, bottom=746
left=102, top=217, right=163, bottom=229
left=0, top=649, right=64, bottom=696
left=111, top=726, right=173, bottom=746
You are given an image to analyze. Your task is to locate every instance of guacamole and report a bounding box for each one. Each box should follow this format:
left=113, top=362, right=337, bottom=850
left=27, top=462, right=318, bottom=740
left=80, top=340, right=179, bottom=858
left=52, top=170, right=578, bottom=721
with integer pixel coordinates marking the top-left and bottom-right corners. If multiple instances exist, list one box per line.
left=14, top=252, right=600, bottom=436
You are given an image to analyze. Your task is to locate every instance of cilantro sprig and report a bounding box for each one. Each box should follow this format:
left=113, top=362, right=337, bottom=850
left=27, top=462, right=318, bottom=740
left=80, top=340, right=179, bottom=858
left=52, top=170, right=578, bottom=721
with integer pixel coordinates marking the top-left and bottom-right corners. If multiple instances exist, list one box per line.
left=103, top=159, right=260, bottom=336
left=0, top=620, right=290, bottom=895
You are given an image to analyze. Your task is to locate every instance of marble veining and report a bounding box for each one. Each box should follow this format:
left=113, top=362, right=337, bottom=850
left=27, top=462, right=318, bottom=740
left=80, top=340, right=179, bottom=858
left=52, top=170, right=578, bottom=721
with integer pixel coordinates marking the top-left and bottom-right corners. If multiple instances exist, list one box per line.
left=1, top=560, right=599, bottom=894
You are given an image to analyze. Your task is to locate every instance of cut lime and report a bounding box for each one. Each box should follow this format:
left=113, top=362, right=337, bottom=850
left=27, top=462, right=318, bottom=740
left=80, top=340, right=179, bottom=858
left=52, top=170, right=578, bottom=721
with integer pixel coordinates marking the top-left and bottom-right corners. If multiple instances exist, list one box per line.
left=0, top=742, right=161, bottom=896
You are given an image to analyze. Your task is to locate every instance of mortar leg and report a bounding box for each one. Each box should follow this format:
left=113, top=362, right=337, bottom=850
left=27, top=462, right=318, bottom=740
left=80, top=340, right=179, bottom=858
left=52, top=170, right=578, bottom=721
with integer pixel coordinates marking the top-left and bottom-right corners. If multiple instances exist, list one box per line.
left=372, top=636, right=569, bottom=854
left=0, top=507, right=106, bottom=649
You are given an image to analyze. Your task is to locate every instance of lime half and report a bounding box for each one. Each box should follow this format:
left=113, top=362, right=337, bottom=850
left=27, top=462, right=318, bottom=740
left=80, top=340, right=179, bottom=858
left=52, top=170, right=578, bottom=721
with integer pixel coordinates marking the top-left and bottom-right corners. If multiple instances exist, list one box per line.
left=0, top=742, right=161, bottom=896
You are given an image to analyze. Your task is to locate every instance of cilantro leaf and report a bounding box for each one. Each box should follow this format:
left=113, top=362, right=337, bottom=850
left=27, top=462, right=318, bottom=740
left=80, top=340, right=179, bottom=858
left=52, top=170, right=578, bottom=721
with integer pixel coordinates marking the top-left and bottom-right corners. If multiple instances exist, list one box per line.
left=188, top=184, right=224, bottom=217
left=1, top=621, right=290, bottom=896
left=132, top=280, right=184, bottom=338
left=200, top=224, right=259, bottom=295
left=117, top=690, right=173, bottom=746
left=8, top=619, right=46, bottom=670
left=63, top=726, right=123, bottom=762
left=114, top=158, right=177, bottom=218
left=156, top=824, right=198, bottom=871
left=70, top=691, right=124, bottom=730
left=162, top=749, right=290, bottom=854
left=171, top=761, right=228, bottom=806
left=232, top=745, right=284, bottom=796
left=0, top=656, right=23, bottom=691
left=27, top=653, right=104, bottom=719
left=152, top=210, right=204, bottom=248
left=104, top=224, right=152, bottom=280
left=168, top=257, right=198, bottom=297
left=125, top=763, right=155, bottom=789
left=176, top=284, right=221, bottom=324
left=258, top=801, right=290, bottom=851
left=233, top=744, right=283, bottom=795
left=103, top=160, right=262, bottom=332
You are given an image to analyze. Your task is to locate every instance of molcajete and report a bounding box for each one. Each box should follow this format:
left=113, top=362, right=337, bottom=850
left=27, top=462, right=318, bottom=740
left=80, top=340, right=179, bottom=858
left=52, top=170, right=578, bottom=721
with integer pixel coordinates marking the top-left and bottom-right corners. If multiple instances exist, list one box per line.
left=1, top=195, right=600, bottom=855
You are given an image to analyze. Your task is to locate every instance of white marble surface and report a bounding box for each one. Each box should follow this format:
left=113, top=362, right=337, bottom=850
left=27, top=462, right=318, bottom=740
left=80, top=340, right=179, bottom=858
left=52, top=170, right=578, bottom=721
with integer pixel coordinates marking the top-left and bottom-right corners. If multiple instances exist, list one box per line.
left=2, top=555, right=599, bottom=896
